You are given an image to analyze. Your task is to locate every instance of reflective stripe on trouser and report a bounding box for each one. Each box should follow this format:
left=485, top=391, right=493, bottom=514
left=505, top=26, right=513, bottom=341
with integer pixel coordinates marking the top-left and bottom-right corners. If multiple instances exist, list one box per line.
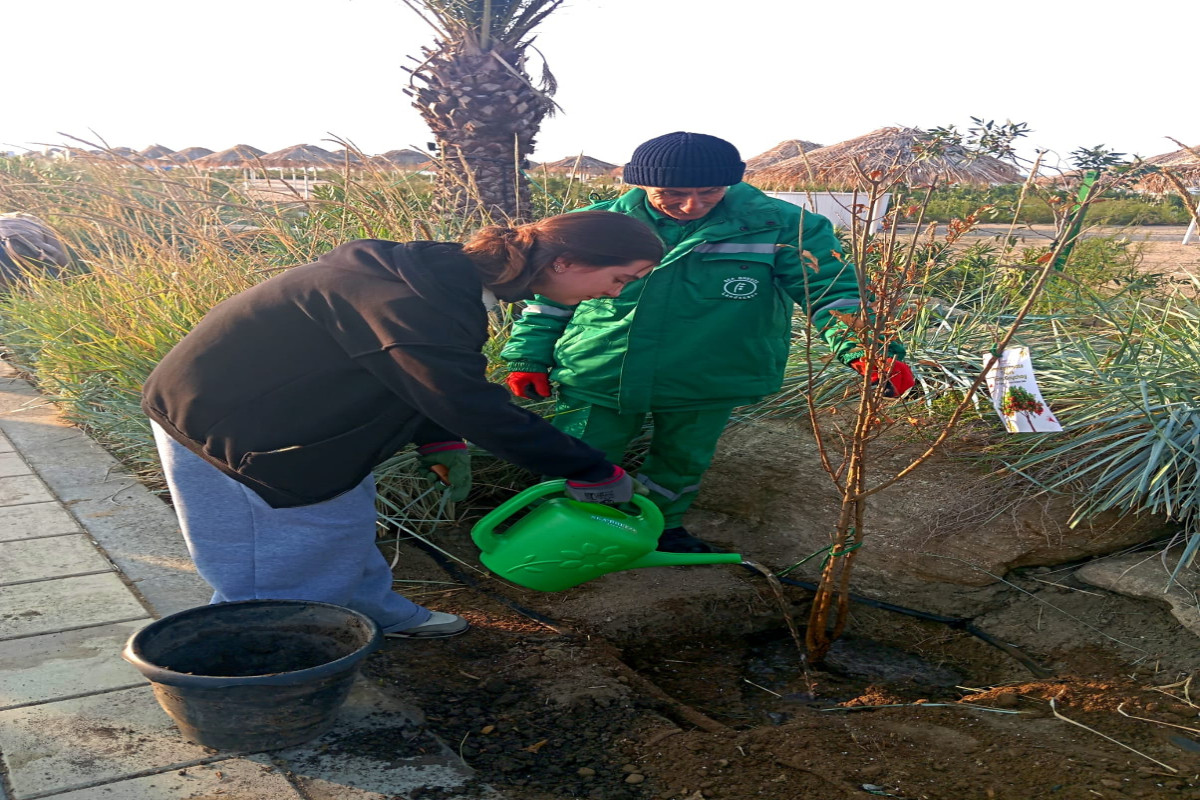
left=551, top=394, right=735, bottom=528
left=150, top=421, right=429, bottom=633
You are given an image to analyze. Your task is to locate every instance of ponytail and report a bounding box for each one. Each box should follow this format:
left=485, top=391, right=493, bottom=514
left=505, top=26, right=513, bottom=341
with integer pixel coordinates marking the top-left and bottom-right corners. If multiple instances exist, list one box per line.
left=462, top=211, right=663, bottom=300
left=461, top=225, right=537, bottom=289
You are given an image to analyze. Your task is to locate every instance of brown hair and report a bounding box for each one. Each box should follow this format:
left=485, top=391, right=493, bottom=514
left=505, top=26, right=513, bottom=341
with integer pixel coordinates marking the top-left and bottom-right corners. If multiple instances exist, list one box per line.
left=462, top=211, right=663, bottom=299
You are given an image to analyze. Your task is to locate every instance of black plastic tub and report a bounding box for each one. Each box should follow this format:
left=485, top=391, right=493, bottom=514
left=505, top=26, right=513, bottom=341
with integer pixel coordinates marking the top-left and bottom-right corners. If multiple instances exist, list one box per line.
left=122, top=599, right=381, bottom=751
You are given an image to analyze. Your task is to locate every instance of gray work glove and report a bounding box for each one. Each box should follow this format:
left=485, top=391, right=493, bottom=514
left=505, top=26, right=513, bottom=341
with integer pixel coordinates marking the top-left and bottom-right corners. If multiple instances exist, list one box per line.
left=565, top=466, right=645, bottom=505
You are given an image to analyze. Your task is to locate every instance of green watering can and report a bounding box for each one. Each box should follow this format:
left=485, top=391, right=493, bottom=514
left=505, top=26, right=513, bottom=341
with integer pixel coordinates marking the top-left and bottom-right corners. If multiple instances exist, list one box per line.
left=471, top=480, right=743, bottom=592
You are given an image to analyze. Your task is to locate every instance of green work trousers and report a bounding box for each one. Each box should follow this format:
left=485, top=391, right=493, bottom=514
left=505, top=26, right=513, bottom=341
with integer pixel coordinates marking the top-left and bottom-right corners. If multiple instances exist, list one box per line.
left=552, top=393, right=736, bottom=528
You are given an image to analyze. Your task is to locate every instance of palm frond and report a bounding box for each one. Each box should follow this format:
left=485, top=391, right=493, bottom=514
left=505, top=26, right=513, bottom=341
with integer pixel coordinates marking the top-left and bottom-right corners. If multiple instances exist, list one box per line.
left=533, top=43, right=559, bottom=96
left=404, top=0, right=562, bottom=49
left=505, top=0, right=563, bottom=44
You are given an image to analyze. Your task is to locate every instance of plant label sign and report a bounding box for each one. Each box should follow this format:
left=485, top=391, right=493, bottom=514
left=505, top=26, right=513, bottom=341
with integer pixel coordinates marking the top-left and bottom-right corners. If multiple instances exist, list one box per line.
left=982, top=346, right=1062, bottom=434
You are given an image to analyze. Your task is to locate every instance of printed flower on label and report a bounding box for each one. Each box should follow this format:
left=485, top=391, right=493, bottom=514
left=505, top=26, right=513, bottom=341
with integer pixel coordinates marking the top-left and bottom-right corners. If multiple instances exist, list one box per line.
left=1001, top=386, right=1045, bottom=417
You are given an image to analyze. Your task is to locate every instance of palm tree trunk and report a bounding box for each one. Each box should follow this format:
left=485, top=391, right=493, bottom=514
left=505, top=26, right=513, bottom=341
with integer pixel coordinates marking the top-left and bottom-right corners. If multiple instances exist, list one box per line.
left=410, top=44, right=545, bottom=223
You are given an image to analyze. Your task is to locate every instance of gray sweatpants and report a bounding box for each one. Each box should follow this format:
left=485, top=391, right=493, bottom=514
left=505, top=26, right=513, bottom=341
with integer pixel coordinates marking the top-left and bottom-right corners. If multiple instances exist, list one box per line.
left=151, top=422, right=430, bottom=633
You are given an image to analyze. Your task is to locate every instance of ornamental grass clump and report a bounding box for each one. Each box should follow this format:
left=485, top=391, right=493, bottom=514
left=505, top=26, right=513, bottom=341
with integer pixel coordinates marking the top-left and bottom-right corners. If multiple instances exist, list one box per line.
left=0, top=141, right=473, bottom=510
left=988, top=290, right=1200, bottom=583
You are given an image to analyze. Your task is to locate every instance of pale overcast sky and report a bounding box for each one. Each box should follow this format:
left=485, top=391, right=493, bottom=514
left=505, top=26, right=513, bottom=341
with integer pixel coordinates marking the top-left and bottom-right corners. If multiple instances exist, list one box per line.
left=2, top=0, right=1192, bottom=172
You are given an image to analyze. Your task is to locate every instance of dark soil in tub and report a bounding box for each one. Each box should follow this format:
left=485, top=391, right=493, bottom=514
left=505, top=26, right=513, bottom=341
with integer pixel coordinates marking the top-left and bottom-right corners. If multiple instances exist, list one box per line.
left=155, top=627, right=359, bottom=676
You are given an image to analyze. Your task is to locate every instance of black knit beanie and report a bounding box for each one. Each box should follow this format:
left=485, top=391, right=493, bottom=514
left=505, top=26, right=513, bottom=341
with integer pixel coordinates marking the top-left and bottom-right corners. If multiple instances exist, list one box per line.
left=623, top=132, right=746, bottom=188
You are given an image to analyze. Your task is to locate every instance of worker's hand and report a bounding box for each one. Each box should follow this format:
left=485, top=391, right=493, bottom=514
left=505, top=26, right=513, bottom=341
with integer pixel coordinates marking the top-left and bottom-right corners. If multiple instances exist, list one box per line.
left=417, top=442, right=471, bottom=502
left=849, top=357, right=915, bottom=398
left=506, top=371, right=552, bottom=400
left=565, top=466, right=645, bottom=505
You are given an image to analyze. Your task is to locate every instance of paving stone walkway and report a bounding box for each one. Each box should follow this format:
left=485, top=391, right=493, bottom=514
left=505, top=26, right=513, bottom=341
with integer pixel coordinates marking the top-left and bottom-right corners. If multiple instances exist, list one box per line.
left=0, top=363, right=486, bottom=799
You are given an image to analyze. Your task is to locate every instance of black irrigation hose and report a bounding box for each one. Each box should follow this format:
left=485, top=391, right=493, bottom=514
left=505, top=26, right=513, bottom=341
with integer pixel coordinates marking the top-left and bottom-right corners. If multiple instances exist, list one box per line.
left=408, top=536, right=569, bottom=632
left=761, top=569, right=1055, bottom=678
left=407, top=536, right=1053, bottom=679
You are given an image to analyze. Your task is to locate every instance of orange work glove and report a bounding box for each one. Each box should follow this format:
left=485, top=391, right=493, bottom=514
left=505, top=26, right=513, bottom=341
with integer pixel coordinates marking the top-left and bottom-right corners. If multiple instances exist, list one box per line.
left=849, top=358, right=915, bottom=398
left=506, top=371, right=552, bottom=400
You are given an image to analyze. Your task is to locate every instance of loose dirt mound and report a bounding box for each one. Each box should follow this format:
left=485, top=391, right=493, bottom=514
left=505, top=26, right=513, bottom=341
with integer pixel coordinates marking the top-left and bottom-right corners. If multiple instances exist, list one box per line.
left=369, top=523, right=1200, bottom=800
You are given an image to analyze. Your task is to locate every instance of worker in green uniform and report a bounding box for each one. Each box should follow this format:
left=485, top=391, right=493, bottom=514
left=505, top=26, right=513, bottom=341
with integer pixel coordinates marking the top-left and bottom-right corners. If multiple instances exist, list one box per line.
left=502, top=132, right=914, bottom=553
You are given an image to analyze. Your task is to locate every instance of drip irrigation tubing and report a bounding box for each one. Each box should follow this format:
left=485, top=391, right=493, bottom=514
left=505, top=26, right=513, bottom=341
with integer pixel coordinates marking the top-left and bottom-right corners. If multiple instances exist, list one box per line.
left=407, top=535, right=568, bottom=632
left=407, top=535, right=1053, bottom=678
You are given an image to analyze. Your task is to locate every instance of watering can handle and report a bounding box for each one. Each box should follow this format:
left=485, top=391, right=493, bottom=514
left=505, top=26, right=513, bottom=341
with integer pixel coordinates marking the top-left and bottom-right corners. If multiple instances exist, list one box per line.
left=471, top=480, right=663, bottom=553
left=627, top=493, right=663, bottom=530
left=471, top=480, right=568, bottom=553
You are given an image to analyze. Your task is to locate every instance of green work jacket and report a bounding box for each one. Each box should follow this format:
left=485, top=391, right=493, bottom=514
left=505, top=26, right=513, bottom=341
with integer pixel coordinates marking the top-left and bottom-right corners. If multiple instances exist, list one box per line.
left=501, top=183, right=903, bottom=413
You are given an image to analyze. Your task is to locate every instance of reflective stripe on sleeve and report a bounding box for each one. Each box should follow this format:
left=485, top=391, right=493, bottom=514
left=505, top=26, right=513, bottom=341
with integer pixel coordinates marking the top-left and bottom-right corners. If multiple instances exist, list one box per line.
left=523, top=304, right=574, bottom=318
left=812, top=298, right=862, bottom=316
left=638, top=475, right=702, bottom=501
left=693, top=243, right=777, bottom=254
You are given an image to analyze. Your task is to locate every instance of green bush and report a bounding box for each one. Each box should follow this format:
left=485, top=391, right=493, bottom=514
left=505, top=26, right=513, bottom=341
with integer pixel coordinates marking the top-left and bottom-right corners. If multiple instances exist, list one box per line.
left=894, top=185, right=1054, bottom=225
left=523, top=171, right=623, bottom=217
left=1083, top=196, right=1192, bottom=225
left=897, top=184, right=1189, bottom=226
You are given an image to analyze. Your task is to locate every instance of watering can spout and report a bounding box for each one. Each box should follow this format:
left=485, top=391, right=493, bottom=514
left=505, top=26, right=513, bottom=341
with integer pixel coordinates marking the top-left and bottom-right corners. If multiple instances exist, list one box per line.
left=626, top=550, right=744, bottom=570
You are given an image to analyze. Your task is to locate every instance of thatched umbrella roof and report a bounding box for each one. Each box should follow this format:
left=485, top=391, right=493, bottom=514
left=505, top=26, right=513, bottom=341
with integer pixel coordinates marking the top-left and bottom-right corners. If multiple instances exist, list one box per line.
left=57, top=147, right=101, bottom=161
left=1032, top=171, right=1079, bottom=190
left=139, top=144, right=175, bottom=159
left=259, top=144, right=340, bottom=168
left=328, top=148, right=364, bottom=166
left=190, top=144, right=267, bottom=169
left=1135, top=144, right=1200, bottom=194
left=75, top=146, right=142, bottom=162
left=159, top=146, right=214, bottom=163
left=745, top=139, right=824, bottom=173
left=1032, top=145, right=1200, bottom=194
left=538, top=155, right=619, bottom=176
left=373, top=149, right=429, bottom=168
left=749, top=127, right=1024, bottom=189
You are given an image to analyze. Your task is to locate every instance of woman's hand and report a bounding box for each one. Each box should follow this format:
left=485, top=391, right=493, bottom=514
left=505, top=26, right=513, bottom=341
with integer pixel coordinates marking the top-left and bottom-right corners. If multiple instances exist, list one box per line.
left=416, top=441, right=471, bottom=502
left=565, top=466, right=646, bottom=504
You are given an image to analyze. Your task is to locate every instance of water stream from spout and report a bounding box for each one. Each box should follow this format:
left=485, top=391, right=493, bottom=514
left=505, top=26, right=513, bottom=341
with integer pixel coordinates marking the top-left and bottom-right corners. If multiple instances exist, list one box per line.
left=740, top=559, right=809, bottom=675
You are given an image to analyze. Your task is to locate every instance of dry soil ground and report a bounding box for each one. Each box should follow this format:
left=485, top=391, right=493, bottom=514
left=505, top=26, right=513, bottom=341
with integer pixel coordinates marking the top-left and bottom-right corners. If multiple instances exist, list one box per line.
left=365, top=514, right=1200, bottom=800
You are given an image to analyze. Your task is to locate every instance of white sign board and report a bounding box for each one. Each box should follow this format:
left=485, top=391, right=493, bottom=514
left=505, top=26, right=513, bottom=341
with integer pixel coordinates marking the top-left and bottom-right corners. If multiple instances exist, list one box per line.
left=764, top=191, right=891, bottom=233
left=983, top=346, right=1062, bottom=433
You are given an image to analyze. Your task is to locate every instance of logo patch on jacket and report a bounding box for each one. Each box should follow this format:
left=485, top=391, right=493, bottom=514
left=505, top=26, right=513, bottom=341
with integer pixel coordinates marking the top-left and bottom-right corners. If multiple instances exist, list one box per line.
left=722, top=276, right=759, bottom=299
